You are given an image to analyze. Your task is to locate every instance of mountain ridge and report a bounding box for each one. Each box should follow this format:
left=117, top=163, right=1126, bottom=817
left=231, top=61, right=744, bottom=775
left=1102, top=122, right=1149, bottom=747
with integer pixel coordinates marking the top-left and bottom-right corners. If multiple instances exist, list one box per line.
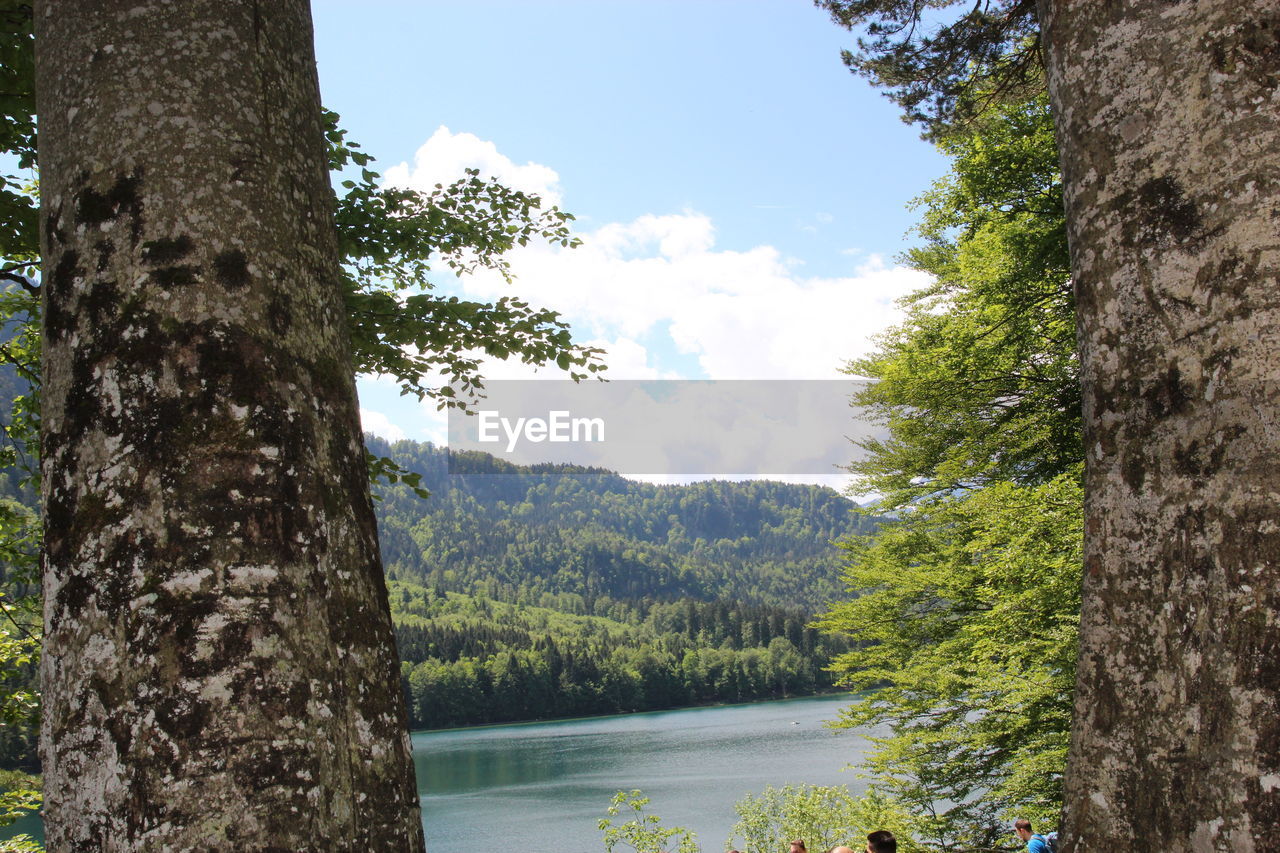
left=368, top=436, right=880, bottom=612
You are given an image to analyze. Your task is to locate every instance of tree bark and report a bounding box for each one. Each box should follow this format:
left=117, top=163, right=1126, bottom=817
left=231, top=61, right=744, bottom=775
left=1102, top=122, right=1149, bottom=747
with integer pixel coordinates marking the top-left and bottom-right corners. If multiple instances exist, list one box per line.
left=34, top=1, right=425, bottom=849
left=1039, top=1, right=1280, bottom=850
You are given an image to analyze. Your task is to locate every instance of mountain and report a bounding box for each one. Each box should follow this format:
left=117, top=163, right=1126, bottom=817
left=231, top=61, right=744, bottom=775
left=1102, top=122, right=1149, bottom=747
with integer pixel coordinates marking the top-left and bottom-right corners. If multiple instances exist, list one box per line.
left=368, top=436, right=880, bottom=613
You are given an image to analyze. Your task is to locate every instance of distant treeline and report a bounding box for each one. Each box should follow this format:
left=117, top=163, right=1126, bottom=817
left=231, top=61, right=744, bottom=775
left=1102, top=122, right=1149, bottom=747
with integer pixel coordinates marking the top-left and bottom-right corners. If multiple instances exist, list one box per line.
left=391, top=582, right=850, bottom=730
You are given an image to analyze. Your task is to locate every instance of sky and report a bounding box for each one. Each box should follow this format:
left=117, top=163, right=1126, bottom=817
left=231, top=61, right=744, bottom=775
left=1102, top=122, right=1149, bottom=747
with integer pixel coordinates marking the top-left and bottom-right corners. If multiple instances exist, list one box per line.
left=309, top=1, right=945, bottom=480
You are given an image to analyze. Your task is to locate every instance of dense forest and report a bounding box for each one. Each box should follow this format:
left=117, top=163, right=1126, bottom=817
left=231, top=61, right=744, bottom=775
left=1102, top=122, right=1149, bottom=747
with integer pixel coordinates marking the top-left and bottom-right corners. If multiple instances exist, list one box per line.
left=0, top=432, right=876, bottom=751
left=368, top=436, right=877, bottom=612
left=365, top=438, right=878, bottom=729
left=390, top=580, right=848, bottom=730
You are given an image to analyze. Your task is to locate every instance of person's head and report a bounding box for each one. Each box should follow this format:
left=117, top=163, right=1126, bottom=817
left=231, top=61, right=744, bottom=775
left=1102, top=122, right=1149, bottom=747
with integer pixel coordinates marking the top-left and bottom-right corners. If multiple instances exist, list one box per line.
left=866, top=830, right=897, bottom=853
left=831, top=846, right=857, bottom=853
left=789, top=841, right=807, bottom=853
left=1014, top=819, right=1034, bottom=842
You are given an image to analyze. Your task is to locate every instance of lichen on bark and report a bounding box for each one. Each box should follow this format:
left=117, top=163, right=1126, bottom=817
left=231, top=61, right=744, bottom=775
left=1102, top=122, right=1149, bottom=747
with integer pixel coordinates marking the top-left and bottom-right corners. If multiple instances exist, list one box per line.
left=34, top=1, right=424, bottom=848
left=1039, top=1, right=1280, bottom=849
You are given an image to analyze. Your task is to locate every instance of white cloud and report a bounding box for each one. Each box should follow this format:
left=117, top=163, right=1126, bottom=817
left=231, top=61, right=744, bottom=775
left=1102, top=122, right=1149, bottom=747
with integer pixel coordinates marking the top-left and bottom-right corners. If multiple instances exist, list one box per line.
left=359, top=408, right=406, bottom=442
left=367, top=130, right=933, bottom=463
left=592, top=213, right=716, bottom=259
left=457, top=212, right=928, bottom=379
left=403, top=334, right=667, bottom=449
left=585, top=336, right=667, bottom=379
left=382, top=126, right=562, bottom=204
left=417, top=414, right=448, bottom=447
left=381, top=130, right=928, bottom=382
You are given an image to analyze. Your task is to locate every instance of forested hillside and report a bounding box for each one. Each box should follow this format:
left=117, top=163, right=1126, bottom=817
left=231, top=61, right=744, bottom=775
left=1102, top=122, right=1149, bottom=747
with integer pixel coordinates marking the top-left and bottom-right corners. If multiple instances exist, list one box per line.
left=390, top=580, right=847, bottom=729
left=0, top=428, right=875, bottom=754
left=363, top=437, right=879, bottom=728
left=368, top=436, right=877, bottom=612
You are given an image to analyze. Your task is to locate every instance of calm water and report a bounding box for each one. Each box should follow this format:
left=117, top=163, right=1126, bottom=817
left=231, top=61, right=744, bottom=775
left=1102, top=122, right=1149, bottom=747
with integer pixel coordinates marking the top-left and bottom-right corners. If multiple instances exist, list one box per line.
left=416, top=693, right=878, bottom=851
left=7, top=693, right=877, bottom=850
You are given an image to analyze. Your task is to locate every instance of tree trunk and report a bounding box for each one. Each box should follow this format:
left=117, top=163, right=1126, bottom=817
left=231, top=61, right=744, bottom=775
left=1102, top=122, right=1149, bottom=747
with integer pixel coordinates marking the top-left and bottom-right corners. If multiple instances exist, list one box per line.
left=1039, top=1, right=1280, bottom=849
left=34, top=1, right=425, bottom=848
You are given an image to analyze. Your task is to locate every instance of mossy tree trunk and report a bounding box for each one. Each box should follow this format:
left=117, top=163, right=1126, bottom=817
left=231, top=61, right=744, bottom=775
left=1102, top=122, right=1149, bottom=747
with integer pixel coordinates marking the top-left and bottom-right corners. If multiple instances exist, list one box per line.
left=1039, top=1, right=1280, bottom=849
left=33, top=1, right=425, bottom=848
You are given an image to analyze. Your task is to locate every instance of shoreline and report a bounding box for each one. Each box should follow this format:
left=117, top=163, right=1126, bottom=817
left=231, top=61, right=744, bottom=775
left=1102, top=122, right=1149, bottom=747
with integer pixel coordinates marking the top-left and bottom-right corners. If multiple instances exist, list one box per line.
left=408, top=687, right=852, bottom=736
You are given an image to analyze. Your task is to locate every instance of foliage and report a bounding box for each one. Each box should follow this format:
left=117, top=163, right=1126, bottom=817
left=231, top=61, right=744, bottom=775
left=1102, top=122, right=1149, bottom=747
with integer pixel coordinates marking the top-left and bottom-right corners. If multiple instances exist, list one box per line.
left=814, top=0, right=1041, bottom=139
left=0, top=0, right=605, bottom=483
left=599, top=790, right=699, bottom=853
left=0, top=767, right=39, bottom=850
left=819, top=92, right=1079, bottom=848
left=0, top=0, right=603, bottom=770
left=821, top=475, right=1080, bottom=848
left=0, top=835, right=40, bottom=853
left=0, top=293, right=40, bottom=784
left=0, top=767, right=38, bottom=835
left=390, top=581, right=845, bottom=729
left=0, top=587, right=37, bottom=764
left=728, top=785, right=925, bottom=853
left=0, top=0, right=40, bottom=801
left=0, top=2, right=598, bottom=842
left=369, top=437, right=880, bottom=612
left=616, top=784, right=928, bottom=853
left=0, top=0, right=36, bottom=279
left=326, top=114, right=604, bottom=412
left=846, top=94, right=1073, bottom=508
left=364, top=438, right=876, bottom=729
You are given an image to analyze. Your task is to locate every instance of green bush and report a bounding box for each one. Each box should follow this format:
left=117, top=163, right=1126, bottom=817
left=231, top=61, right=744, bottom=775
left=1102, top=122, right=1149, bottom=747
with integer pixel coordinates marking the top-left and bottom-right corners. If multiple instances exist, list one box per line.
left=727, top=785, right=926, bottom=853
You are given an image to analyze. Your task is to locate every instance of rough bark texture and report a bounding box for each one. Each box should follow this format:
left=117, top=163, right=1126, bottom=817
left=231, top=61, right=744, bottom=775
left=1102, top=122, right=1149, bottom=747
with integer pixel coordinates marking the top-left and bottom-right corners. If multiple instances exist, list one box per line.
left=1039, top=2, right=1280, bottom=850
left=34, top=1, right=425, bottom=849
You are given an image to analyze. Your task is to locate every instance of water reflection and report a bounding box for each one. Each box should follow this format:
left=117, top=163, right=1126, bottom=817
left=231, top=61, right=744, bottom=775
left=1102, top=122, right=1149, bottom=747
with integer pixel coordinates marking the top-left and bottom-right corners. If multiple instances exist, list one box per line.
left=414, top=694, right=877, bottom=852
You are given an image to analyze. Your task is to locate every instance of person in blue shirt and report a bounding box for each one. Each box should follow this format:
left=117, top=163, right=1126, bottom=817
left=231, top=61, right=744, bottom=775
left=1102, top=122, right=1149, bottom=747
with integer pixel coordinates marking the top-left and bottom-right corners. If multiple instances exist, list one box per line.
left=1014, top=819, right=1050, bottom=853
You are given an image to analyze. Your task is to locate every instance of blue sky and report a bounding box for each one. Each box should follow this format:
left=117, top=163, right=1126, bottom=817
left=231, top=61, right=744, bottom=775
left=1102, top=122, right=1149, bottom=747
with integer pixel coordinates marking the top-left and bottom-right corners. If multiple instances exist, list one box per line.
left=309, top=1, right=945, bottom=455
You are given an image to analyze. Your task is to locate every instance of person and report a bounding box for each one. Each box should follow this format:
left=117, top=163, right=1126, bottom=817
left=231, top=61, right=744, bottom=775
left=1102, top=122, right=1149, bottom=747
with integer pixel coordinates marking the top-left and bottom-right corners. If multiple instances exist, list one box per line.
left=789, top=841, right=807, bottom=853
left=1014, top=819, right=1050, bottom=853
left=866, top=830, right=897, bottom=853
left=830, top=846, right=856, bottom=853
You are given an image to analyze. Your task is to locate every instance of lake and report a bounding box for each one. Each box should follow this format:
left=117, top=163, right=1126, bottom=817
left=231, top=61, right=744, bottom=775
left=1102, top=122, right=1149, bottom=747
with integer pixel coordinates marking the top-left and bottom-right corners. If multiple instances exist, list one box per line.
left=416, top=693, right=878, bottom=851
left=6, top=693, right=878, bottom=849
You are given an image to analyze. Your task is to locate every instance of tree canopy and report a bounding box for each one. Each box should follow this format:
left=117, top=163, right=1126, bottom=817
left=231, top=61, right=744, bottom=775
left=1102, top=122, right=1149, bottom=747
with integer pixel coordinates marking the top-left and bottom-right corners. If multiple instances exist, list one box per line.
left=327, top=117, right=603, bottom=412
left=846, top=93, right=1075, bottom=505
left=0, top=1, right=36, bottom=282
left=367, top=437, right=877, bottom=611
left=815, top=0, right=1041, bottom=138
left=820, top=92, right=1081, bottom=848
